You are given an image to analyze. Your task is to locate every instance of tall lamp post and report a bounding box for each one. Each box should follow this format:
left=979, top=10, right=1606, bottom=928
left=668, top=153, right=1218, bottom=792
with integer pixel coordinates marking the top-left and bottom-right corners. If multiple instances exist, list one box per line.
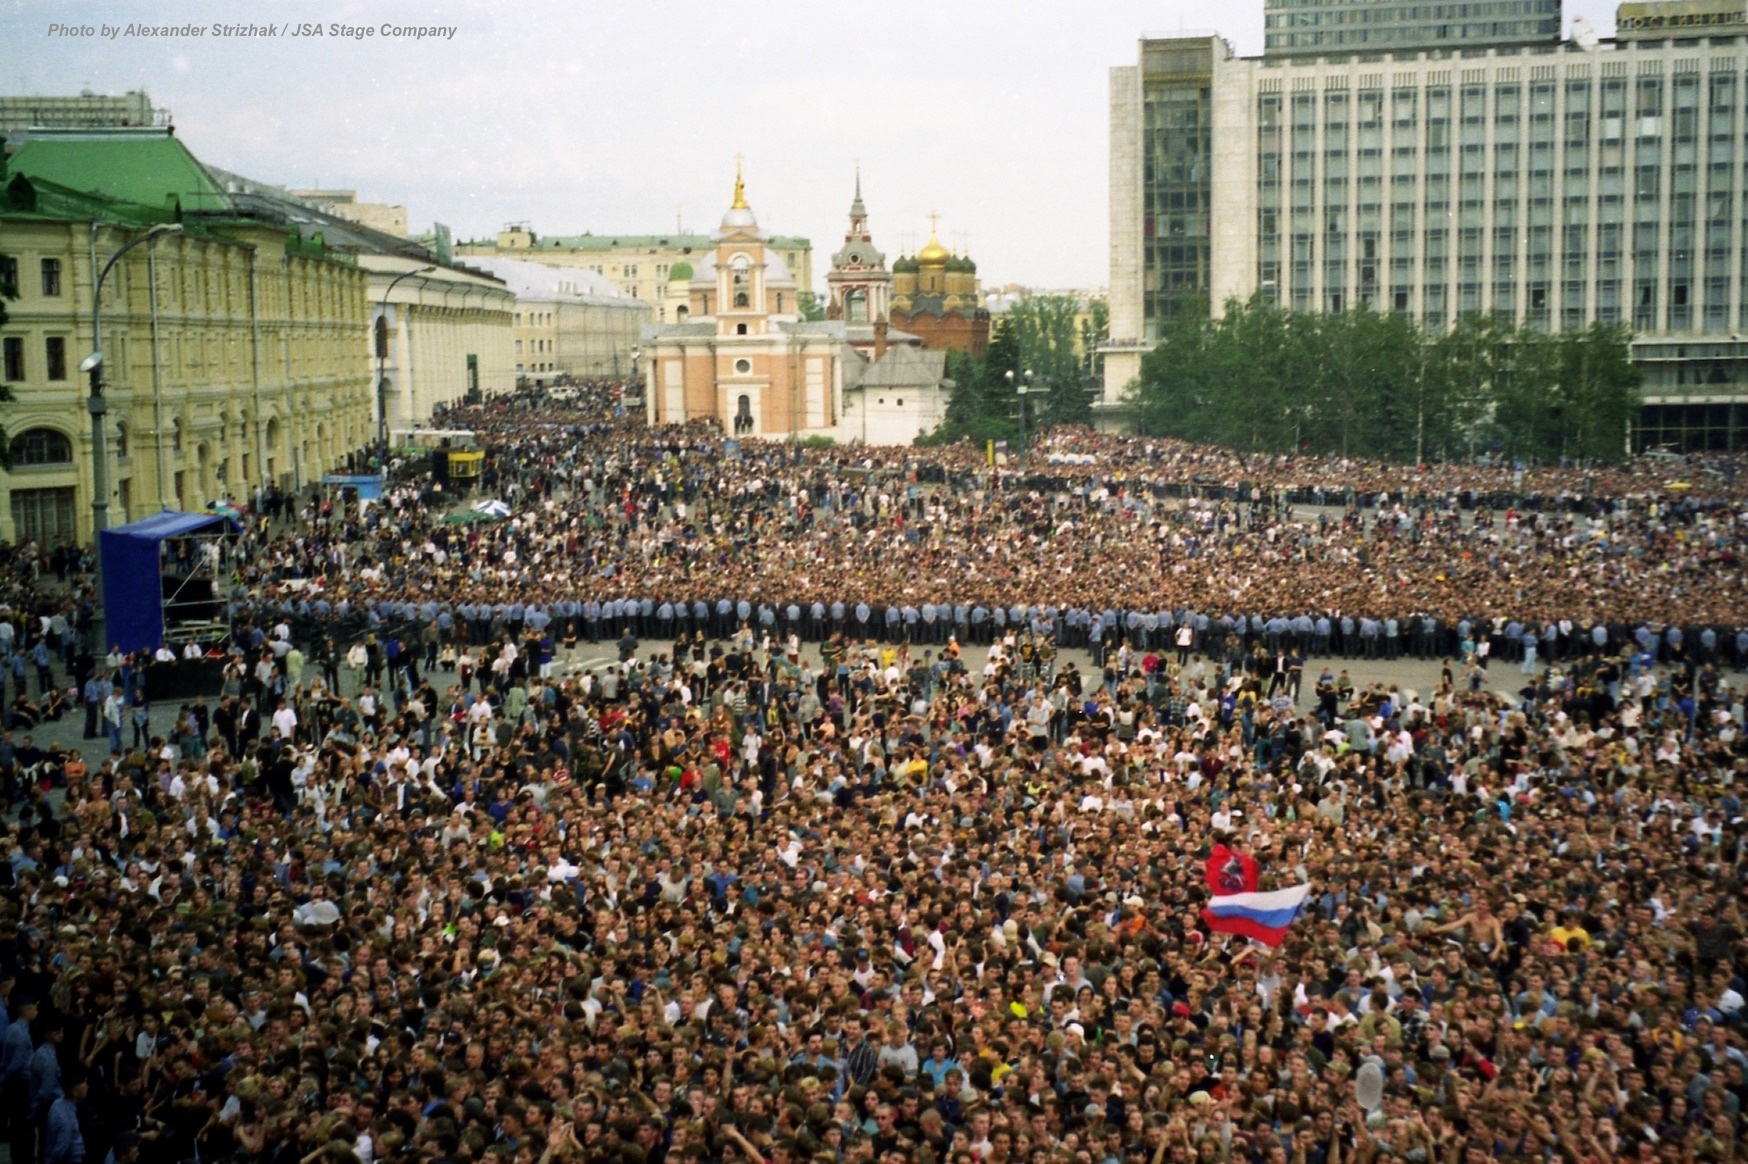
left=377, top=265, right=437, bottom=451
left=1006, top=367, right=1033, bottom=468
left=83, top=221, right=183, bottom=654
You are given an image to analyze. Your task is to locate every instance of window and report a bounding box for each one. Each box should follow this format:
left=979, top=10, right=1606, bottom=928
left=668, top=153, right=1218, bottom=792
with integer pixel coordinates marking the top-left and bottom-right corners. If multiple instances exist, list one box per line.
left=11, top=488, right=76, bottom=546
left=10, top=428, right=72, bottom=465
left=0, top=255, right=16, bottom=298
left=734, top=358, right=752, bottom=374
left=2, top=337, right=21, bottom=382
left=45, top=337, right=66, bottom=381
left=40, top=258, right=61, bottom=297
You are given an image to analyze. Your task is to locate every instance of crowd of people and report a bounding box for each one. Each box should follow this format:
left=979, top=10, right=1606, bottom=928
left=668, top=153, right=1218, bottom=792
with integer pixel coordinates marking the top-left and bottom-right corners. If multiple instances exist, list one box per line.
left=0, top=380, right=1742, bottom=1164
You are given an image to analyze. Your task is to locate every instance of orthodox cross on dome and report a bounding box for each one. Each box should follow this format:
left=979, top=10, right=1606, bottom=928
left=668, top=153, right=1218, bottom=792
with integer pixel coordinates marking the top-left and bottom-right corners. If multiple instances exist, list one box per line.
left=928, top=210, right=941, bottom=235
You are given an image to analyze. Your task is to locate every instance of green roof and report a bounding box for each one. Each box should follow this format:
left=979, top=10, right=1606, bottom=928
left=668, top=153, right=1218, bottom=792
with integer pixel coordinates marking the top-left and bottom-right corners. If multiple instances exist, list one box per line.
left=6, top=129, right=230, bottom=216
left=2, top=172, right=166, bottom=227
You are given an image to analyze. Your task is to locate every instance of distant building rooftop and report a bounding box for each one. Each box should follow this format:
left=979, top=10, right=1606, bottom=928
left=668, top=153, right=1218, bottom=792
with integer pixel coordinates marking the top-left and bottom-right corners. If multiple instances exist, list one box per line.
left=0, top=89, right=166, bottom=134
left=516, top=231, right=810, bottom=252
left=1617, top=0, right=1748, bottom=39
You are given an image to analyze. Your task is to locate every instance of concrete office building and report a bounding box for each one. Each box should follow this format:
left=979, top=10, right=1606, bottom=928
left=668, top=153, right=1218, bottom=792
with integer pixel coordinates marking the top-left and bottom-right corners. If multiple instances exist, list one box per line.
left=1104, top=0, right=1748, bottom=450
left=0, top=89, right=165, bottom=134
left=1265, top=0, right=1562, bottom=57
left=287, top=189, right=410, bottom=239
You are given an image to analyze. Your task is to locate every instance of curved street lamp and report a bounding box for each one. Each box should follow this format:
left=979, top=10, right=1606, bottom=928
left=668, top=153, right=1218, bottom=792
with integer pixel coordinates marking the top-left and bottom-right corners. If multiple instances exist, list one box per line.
left=1005, top=367, right=1034, bottom=468
left=84, top=221, right=182, bottom=652
left=377, top=265, right=437, bottom=448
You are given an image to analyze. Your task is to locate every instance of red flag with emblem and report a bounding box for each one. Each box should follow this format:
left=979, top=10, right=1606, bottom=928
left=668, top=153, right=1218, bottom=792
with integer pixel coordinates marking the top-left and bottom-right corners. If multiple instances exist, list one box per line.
left=1205, top=844, right=1258, bottom=896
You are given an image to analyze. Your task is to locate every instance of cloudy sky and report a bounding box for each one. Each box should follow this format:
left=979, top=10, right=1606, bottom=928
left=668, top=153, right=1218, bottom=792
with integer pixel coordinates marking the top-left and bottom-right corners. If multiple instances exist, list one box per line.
left=3, top=0, right=1622, bottom=290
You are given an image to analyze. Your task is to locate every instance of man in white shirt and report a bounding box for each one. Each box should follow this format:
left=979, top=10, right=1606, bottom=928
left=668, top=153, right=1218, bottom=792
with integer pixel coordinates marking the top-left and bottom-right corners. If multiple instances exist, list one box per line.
left=271, top=702, right=299, bottom=742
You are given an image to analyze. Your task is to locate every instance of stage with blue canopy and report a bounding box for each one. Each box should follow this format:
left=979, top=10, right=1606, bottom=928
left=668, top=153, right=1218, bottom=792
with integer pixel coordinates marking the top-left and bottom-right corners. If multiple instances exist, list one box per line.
left=99, top=510, right=234, bottom=654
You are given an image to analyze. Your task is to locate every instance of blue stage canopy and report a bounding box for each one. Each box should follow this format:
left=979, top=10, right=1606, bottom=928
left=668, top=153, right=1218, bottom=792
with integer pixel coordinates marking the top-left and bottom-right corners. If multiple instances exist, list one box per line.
left=99, top=511, right=231, bottom=654
left=322, top=473, right=385, bottom=507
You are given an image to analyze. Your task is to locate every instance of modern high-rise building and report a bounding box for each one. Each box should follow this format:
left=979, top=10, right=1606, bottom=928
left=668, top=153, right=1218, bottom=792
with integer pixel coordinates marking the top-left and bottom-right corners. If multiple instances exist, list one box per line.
left=1104, top=0, right=1748, bottom=451
left=1264, top=0, right=1562, bottom=58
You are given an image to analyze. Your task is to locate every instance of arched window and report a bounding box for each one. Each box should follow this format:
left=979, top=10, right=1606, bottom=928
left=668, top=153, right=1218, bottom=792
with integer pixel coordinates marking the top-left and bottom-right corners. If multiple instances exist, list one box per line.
left=736, top=323, right=748, bottom=335
left=10, top=428, right=72, bottom=466
left=115, top=424, right=129, bottom=458
left=374, top=313, right=389, bottom=359
left=732, top=256, right=749, bottom=308
left=172, top=418, right=184, bottom=452
left=847, top=289, right=867, bottom=323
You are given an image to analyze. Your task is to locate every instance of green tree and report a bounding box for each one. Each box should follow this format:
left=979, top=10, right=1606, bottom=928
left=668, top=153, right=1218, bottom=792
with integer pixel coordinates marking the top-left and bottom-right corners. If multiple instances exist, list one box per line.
left=1003, top=295, right=1089, bottom=429
left=796, top=292, right=826, bottom=322
left=1127, top=300, right=1639, bottom=463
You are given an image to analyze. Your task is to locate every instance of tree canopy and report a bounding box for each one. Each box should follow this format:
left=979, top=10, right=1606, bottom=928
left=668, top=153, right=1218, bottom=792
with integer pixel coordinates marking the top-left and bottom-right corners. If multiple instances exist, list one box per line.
left=1126, top=296, right=1642, bottom=464
left=918, top=295, right=1100, bottom=446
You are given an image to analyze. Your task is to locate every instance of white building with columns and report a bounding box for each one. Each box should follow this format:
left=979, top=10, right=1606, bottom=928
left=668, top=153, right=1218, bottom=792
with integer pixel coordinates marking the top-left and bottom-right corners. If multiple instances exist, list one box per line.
left=364, top=255, right=515, bottom=432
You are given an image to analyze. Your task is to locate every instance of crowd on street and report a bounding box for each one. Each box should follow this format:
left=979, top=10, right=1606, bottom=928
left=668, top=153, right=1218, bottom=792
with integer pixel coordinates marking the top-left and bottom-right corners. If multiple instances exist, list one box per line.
left=0, top=379, right=1741, bottom=1164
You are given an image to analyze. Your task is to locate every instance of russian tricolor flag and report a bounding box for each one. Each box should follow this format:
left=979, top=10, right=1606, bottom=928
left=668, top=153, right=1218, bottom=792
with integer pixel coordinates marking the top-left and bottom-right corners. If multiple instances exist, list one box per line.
left=1201, top=884, right=1312, bottom=948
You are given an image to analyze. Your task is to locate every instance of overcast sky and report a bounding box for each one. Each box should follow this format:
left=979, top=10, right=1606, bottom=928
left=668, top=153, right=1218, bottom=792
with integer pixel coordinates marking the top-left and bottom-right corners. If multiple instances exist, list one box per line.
left=3, top=0, right=1623, bottom=291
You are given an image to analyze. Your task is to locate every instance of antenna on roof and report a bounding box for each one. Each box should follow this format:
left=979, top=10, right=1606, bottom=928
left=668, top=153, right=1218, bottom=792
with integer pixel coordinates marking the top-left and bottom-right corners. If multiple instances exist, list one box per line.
left=677, top=204, right=683, bottom=234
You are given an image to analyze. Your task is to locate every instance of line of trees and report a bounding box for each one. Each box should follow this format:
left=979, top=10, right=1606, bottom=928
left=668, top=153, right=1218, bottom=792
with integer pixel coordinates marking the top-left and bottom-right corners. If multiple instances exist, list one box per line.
left=1127, top=296, right=1644, bottom=464
left=919, top=295, right=1106, bottom=446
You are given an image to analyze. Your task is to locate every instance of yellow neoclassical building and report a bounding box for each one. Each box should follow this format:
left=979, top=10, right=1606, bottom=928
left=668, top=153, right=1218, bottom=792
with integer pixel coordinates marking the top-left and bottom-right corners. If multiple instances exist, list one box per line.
left=0, top=129, right=374, bottom=546
left=457, top=225, right=814, bottom=323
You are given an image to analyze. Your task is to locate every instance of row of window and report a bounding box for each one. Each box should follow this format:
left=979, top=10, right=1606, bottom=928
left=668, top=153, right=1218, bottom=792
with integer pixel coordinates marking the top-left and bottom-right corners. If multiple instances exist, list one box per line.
left=0, top=257, right=61, bottom=298
left=3, top=253, right=355, bottom=315
left=2, top=336, right=67, bottom=382
left=1261, top=82, right=1736, bottom=129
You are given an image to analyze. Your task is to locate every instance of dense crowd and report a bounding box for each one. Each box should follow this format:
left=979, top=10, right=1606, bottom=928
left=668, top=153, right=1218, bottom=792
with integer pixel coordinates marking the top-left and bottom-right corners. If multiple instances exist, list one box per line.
left=0, top=381, right=1742, bottom=1164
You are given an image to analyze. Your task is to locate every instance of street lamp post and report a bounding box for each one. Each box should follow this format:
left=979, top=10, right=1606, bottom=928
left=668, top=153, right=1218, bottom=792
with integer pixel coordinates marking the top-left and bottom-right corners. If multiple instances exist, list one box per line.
left=1006, top=367, right=1033, bottom=469
left=377, top=265, right=437, bottom=451
left=83, top=221, right=182, bottom=653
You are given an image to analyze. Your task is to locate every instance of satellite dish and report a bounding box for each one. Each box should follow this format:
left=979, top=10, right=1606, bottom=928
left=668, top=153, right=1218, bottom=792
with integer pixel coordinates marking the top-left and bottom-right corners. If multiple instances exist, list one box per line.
left=1355, top=1061, right=1385, bottom=1112
left=1572, top=16, right=1600, bottom=49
